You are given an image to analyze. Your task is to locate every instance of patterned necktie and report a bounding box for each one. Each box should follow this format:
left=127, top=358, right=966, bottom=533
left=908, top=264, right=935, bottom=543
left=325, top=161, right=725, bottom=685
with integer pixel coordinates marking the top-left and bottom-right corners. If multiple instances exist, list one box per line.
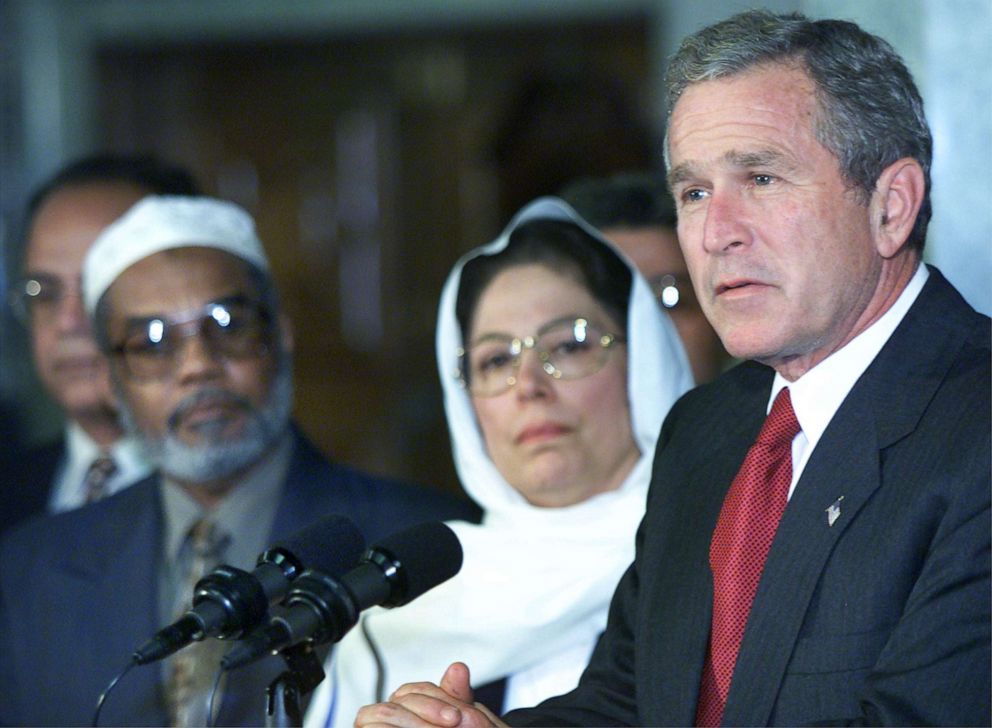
left=82, top=454, right=118, bottom=504
left=695, top=388, right=801, bottom=727
left=166, top=518, right=230, bottom=727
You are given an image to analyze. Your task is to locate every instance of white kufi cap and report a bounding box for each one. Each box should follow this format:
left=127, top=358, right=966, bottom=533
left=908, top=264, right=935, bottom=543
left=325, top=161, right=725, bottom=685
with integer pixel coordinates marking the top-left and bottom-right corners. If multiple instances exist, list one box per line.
left=82, top=195, right=268, bottom=313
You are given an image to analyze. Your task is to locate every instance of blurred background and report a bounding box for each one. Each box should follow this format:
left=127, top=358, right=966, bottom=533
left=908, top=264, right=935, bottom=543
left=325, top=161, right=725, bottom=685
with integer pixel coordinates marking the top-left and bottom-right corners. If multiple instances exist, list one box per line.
left=2, top=0, right=990, bottom=497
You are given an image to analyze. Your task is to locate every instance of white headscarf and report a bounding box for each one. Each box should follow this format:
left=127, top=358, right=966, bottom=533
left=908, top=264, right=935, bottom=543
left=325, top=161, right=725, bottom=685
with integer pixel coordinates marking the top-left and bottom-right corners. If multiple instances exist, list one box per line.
left=304, top=197, right=693, bottom=727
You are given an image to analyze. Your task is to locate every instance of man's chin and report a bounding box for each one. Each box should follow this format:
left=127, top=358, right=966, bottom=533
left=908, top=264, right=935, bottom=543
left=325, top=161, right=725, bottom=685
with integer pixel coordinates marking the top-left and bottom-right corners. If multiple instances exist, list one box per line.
left=154, top=435, right=270, bottom=486
left=174, top=416, right=249, bottom=445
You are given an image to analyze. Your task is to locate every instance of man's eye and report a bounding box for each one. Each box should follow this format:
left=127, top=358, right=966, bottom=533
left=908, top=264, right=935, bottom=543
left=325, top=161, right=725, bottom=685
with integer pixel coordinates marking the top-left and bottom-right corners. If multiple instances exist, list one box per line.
left=211, top=314, right=242, bottom=333
left=24, top=278, right=63, bottom=303
left=683, top=188, right=707, bottom=203
left=124, top=337, right=172, bottom=358
left=122, top=321, right=173, bottom=356
left=753, top=174, right=774, bottom=186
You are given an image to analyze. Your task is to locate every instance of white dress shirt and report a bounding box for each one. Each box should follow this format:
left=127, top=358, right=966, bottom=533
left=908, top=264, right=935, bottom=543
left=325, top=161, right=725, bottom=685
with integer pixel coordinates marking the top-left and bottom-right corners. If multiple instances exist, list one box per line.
left=769, top=265, right=929, bottom=499
left=48, top=422, right=153, bottom=512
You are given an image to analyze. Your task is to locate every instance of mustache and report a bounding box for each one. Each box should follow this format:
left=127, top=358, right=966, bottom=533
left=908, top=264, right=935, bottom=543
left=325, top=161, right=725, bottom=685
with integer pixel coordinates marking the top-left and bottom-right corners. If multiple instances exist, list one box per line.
left=167, top=387, right=254, bottom=432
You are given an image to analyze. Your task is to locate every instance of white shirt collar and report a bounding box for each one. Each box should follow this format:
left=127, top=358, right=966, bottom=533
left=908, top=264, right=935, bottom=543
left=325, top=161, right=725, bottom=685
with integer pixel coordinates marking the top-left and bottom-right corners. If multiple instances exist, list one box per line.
left=769, top=264, right=929, bottom=496
left=50, top=422, right=153, bottom=512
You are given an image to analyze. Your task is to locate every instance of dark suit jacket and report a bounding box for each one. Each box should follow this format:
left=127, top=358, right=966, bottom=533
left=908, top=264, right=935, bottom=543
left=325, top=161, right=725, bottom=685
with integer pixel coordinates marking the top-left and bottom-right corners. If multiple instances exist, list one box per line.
left=0, top=438, right=61, bottom=536
left=0, top=429, right=480, bottom=727
left=507, top=267, right=991, bottom=726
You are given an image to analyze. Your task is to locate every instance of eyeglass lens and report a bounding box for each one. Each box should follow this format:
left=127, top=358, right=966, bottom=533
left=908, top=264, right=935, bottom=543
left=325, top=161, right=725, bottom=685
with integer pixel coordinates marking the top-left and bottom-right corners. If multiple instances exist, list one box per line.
left=10, top=274, right=80, bottom=322
left=464, top=318, right=619, bottom=396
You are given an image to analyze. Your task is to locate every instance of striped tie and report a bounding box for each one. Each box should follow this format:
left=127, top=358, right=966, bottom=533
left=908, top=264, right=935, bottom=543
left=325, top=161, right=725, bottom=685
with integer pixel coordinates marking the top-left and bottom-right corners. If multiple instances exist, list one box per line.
left=165, top=518, right=230, bottom=727
left=82, top=455, right=117, bottom=504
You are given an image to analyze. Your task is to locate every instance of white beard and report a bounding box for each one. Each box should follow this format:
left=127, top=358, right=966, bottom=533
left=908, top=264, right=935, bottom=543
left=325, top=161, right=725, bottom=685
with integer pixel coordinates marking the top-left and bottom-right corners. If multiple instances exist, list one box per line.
left=118, top=363, right=293, bottom=489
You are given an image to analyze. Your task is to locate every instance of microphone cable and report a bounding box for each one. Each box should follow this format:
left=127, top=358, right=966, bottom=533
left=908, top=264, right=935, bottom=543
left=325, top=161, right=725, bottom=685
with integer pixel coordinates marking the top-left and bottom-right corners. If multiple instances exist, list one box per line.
left=205, top=662, right=225, bottom=728
left=360, top=615, right=388, bottom=703
left=92, top=659, right=135, bottom=727
left=92, top=648, right=228, bottom=726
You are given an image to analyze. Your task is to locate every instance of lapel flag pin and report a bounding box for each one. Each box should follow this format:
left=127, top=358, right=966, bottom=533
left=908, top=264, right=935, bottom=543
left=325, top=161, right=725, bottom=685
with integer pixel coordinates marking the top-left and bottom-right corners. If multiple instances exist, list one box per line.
left=826, top=496, right=845, bottom=527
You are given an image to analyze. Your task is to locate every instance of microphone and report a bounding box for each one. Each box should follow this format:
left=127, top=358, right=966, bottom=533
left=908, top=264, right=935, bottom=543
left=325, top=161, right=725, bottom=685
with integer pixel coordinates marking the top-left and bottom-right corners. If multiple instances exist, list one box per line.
left=221, top=521, right=462, bottom=670
left=132, top=514, right=366, bottom=665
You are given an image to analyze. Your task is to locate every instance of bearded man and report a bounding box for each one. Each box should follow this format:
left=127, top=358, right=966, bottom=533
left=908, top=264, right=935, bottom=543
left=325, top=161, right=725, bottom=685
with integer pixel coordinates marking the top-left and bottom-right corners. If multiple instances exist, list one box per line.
left=0, top=196, right=478, bottom=726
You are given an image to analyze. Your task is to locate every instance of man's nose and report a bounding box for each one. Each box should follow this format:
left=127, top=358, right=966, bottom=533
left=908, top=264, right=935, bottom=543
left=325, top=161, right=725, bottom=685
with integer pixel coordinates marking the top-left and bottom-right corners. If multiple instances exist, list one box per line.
left=702, top=189, right=752, bottom=254
left=173, top=331, right=225, bottom=383
left=54, top=291, right=90, bottom=334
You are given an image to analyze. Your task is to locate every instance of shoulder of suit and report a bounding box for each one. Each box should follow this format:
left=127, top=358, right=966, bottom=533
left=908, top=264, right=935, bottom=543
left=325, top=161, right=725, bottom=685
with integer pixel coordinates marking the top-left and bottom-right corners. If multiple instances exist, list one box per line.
left=4, top=475, right=157, bottom=543
left=285, top=428, right=480, bottom=521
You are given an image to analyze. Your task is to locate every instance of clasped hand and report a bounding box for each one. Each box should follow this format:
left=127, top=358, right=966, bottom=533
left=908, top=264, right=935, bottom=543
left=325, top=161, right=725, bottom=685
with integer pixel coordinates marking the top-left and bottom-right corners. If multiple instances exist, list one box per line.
left=355, top=662, right=507, bottom=728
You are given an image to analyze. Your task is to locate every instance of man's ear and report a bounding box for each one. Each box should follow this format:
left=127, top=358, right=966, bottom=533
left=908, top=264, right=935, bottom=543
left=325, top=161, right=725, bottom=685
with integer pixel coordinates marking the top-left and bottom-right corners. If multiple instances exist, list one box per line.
left=871, top=157, right=925, bottom=259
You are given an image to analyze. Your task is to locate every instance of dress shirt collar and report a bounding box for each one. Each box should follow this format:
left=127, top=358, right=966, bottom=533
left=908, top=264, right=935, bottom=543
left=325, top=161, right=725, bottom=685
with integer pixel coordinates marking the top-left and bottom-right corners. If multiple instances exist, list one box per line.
left=51, top=423, right=153, bottom=512
left=769, top=264, right=928, bottom=495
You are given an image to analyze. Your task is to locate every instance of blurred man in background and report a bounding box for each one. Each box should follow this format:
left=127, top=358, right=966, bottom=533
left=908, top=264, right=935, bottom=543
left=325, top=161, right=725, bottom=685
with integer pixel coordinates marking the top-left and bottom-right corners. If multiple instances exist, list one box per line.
left=2, top=153, right=201, bottom=535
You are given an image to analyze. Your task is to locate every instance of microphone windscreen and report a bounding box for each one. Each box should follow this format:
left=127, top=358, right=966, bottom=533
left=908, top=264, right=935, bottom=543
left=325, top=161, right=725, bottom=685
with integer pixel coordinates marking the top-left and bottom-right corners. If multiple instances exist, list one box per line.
left=374, top=521, right=463, bottom=606
left=272, top=514, right=366, bottom=577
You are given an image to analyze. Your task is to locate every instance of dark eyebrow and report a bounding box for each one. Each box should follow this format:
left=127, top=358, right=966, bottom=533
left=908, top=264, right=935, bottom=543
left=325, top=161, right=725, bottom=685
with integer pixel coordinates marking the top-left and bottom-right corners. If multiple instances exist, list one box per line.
left=668, top=149, right=795, bottom=191
left=470, top=314, right=597, bottom=346
left=666, top=163, right=696, bottom=191
left=724, top=148, right=794, bottom=172
left=536, top=315, right=590, bottom=337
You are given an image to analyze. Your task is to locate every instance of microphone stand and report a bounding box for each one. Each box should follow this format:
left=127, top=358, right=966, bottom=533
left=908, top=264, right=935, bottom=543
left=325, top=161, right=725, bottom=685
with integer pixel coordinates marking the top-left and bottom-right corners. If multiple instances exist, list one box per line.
left=265, top=642, right=326, bottom=728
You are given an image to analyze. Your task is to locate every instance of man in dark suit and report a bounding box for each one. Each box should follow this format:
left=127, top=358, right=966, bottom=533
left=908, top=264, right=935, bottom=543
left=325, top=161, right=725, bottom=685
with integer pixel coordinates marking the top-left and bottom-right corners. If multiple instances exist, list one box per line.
left=353, top=10, right=990, bottom=727
left=0, top=196, right=478, bottom=726
left=2, top=154, right=200, bottom=535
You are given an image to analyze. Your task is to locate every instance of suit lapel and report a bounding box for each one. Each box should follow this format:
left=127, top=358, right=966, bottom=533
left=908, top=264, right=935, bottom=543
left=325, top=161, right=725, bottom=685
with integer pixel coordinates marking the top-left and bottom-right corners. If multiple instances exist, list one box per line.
left=724, top=391, right=881, bottom=725
left=645, top=363, right=773, bottom=724
left=722, top=268, right=974, bottom=725
left=55, top=479, right=170, bottom=724
left=268, top=430, right=330, bottom=541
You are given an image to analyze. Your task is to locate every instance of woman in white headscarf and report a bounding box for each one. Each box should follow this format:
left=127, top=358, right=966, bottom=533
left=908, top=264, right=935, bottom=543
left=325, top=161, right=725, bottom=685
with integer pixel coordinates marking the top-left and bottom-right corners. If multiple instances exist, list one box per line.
left=304, top=197, right=693, bottom=727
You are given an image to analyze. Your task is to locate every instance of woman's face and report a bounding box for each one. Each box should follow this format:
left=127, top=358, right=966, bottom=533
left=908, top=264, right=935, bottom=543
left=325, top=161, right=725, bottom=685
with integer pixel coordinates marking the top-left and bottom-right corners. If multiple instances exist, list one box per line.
left=467, top=263, right=640, bottom=507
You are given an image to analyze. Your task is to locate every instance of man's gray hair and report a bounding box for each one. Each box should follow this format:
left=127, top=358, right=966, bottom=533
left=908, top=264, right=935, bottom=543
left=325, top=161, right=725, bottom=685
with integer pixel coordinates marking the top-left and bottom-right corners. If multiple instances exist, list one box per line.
left=664, top=10, right=932, bottom=252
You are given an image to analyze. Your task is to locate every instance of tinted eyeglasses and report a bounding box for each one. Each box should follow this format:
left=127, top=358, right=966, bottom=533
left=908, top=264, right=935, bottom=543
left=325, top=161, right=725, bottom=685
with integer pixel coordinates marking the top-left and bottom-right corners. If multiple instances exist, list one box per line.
left=109, top=296, right=274, bottom=381
left=457, top=317, right=625, bottom=397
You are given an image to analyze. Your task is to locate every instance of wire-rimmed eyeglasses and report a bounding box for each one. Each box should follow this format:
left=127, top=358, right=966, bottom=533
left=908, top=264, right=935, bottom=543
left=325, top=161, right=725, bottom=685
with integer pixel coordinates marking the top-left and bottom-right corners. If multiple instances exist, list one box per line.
left=456, top=317, right=625, bottom=397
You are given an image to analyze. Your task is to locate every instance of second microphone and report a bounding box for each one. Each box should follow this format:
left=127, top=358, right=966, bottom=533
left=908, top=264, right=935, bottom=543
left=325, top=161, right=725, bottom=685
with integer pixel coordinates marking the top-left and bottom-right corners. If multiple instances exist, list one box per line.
left=222, top=520, right=463, bottom=670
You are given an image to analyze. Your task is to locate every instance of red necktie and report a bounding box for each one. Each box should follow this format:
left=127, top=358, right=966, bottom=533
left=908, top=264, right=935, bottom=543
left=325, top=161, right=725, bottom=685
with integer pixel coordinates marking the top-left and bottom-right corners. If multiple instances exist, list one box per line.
left=696, top=388, right=801, bottom=727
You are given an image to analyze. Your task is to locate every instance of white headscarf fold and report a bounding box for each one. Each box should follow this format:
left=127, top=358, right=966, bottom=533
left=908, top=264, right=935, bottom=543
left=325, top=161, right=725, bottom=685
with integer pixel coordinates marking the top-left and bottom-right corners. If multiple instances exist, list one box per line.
left=304, top=197, right=693, bottom=727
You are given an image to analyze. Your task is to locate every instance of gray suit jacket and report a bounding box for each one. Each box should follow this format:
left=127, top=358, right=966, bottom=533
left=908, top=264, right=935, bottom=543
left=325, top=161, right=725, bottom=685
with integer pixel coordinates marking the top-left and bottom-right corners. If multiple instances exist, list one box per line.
left=507, top=267, right=991, bottom=726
